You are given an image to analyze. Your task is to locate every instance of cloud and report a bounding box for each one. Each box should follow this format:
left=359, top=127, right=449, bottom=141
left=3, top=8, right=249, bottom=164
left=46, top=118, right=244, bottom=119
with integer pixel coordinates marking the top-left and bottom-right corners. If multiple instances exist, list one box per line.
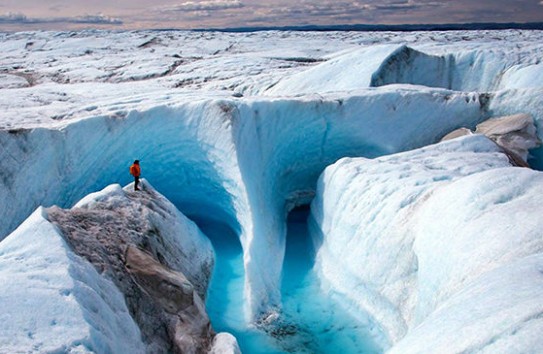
left=365, top=0, right=445, bottom=11
left=0, top=12, right=122, bottom=25
left=261, top=1, right=370, bottom=19
left=159, top=0, right=244, bottom=12
left=70, top=14, right=123, bottom=25
left=0, top=12, right=29, bottom=23
left=250, top=0, right=446, bottom=24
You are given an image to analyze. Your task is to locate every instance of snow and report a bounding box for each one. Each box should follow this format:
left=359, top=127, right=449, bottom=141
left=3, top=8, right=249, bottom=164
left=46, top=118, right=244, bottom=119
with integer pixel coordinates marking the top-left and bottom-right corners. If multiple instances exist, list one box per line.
left=0, top=207, right=145, bottom=353
left=1, top=28, right=543, bottom=352
left=309, top=135, right=543, bottom=351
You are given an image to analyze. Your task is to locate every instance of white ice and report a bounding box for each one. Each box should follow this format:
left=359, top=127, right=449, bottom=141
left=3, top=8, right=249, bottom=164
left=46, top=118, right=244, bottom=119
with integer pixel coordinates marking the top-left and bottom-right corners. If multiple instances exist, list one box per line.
left=310, top=134, right=543, bottom=351
left=1, top=29, right=543, bottom=353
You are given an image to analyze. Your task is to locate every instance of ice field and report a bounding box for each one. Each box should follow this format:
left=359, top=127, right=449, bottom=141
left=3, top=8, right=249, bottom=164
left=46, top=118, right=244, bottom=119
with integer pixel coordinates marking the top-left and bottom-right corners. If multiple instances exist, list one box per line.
left=1, top=29, right=543, bottom=353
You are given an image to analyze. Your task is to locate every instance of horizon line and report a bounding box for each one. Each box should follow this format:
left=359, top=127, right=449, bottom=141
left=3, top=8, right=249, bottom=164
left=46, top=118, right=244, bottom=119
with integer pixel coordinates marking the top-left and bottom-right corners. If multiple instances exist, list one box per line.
left=1, top=21, right=543, bottom=33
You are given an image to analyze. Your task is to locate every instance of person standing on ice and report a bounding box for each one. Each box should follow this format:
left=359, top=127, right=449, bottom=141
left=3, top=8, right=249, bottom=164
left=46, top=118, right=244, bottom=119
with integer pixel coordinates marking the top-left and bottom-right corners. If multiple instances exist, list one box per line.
left=130, top=160, right=141, bottom=191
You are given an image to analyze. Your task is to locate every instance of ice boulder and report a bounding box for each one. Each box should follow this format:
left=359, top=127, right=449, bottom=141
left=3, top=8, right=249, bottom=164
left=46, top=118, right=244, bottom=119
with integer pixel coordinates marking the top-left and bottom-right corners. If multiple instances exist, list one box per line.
left=441, top=113, right=540, bottom=164
left=309, top=134, right=543, bottom=350
left=210, top=333, right=242, bottom=354
left=475, top=113, right=541, bottom=161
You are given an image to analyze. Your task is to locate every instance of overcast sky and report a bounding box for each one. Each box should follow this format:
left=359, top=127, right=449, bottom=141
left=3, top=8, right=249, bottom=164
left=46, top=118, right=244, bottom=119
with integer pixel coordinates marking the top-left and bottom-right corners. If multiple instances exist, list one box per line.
left=0, top=0, right=542, bottom=30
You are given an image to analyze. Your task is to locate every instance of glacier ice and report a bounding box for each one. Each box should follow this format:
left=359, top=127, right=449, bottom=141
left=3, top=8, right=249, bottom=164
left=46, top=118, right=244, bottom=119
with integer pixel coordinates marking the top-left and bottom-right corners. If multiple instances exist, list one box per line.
left=266, top=44, right=543, bottom=96
left=1, top=29, right=543, bottom=352
left=0, top=86, right=496, bottom=322
left=0, top=179, right=240, bottom=353
left=309, top=134, right=543, bottom=351
left=0, top=207, right=145, bottom=353
left=388, top=253, right=543, bottom=354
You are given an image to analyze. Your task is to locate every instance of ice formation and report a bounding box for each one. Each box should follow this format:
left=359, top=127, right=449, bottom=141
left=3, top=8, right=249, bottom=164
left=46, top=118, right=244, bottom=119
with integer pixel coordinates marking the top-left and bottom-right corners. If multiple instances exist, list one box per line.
left=0, top=180, right=239, bottom=353
left=310, top=135, right=543, bottom=351
left=442, top=113, right=541, bottom=164
left=0, top=207, right=146, bottom=353
left=1, top=29, right=543, bottom=352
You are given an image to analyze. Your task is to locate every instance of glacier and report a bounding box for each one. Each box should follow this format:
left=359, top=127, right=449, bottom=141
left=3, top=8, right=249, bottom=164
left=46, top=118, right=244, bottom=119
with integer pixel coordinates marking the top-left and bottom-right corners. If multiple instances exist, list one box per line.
left=1, top=29, right=543, bottom=353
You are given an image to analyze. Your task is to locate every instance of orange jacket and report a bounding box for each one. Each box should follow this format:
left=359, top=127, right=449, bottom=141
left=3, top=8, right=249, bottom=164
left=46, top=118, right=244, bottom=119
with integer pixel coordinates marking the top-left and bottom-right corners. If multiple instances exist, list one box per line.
left=130, top=164, right=141, bottom=177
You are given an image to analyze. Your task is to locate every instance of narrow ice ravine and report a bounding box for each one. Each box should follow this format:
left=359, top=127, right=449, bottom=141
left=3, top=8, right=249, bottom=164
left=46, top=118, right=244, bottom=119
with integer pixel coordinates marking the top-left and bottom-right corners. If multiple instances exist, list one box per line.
left=277, top=206, right=383, bottom=354
left=204, top=205, right=384, bottom=353
left=204, top=223, right=282, bottom=353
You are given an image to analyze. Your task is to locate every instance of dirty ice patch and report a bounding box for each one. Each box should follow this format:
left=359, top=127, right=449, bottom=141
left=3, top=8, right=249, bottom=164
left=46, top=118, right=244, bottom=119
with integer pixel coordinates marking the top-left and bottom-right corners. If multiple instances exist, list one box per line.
left=0, top=207, right=145, bottom=353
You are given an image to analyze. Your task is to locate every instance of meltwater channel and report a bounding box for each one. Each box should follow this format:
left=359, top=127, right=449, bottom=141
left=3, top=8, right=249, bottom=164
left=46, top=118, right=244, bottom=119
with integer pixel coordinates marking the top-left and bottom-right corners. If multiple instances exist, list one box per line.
left=205, top=205, right=383, bottom=353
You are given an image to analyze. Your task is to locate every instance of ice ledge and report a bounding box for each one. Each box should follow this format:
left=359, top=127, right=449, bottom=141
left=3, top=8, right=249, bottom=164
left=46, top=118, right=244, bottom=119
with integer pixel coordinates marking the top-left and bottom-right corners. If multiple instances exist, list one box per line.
left=0, top=180, right=240, bottom=353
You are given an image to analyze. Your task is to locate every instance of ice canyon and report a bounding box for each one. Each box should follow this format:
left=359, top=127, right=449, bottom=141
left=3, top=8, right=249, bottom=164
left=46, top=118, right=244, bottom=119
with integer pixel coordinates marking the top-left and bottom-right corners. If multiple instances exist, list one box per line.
left=1, top=29, right=543, bottom=353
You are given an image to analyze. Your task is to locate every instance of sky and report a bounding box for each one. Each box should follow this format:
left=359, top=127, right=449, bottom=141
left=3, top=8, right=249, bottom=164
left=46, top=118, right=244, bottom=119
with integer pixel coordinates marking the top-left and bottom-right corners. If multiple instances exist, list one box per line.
left=0, top=0, right=542, bottom=31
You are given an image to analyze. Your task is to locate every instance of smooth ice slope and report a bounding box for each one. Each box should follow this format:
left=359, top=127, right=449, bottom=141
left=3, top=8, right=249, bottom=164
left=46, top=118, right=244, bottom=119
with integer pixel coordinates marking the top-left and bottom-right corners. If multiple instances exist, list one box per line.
left=389, top=254, right=543, bottom=354
left=265, top=45, right=405, bottom=95
left=0, top=207, right=145, bottom=353
left=310, top=135, right=543, bottom=351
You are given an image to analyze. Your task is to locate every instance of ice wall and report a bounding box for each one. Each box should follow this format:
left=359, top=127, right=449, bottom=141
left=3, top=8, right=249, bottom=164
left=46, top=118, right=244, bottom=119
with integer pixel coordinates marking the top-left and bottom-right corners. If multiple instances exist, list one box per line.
left=309, top=135, right=543, bottom=350
left=0, top=88, right=491, bottom=322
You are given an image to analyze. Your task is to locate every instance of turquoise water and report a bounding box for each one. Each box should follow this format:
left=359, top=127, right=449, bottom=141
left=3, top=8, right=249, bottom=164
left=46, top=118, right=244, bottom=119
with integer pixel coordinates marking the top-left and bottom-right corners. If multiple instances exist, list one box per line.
left=205, top=208, right=383, bottom=353
left=277, top=207, right=382, bottom=354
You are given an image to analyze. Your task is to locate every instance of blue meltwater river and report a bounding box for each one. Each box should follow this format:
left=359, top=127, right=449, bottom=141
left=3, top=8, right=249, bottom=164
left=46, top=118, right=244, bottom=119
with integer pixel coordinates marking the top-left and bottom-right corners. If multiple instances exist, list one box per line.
left=205, top=206, right=383, bottom=353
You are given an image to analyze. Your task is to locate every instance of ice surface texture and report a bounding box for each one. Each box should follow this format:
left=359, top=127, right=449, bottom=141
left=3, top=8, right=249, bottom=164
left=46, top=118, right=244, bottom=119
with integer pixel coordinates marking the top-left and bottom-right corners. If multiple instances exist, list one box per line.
left=1, top=29, right=543, bottom=333
left=310, top=135, right=543, bottom=351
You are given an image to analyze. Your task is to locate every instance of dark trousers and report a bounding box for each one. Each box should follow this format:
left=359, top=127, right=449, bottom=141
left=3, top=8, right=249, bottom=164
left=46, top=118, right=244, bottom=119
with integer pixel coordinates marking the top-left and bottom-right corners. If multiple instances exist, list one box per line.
left=134, top=176, right=140, bottom=190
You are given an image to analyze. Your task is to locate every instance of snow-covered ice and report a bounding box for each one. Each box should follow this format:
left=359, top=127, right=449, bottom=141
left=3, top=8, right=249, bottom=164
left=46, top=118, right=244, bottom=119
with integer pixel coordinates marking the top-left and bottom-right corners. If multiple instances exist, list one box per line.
left=1, top=28, right=543, bottom=353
